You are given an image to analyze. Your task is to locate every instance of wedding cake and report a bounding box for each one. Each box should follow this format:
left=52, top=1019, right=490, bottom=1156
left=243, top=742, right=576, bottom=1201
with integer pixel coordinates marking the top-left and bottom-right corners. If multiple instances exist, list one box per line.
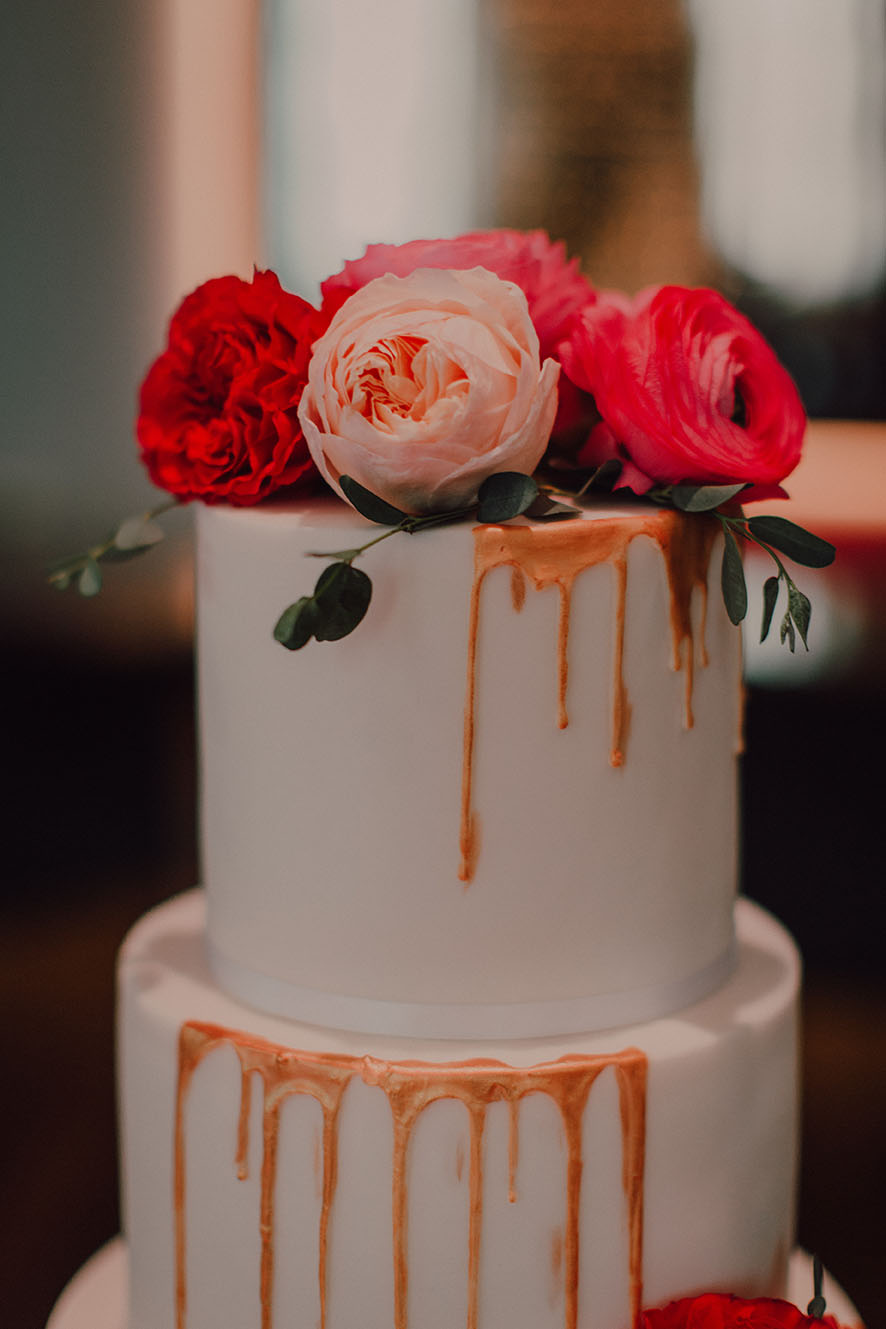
left=50, top=231, right=845, bottom=1329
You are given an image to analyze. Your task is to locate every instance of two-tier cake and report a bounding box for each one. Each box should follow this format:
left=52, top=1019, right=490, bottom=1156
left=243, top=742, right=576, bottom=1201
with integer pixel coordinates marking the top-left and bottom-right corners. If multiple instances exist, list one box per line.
left=49, top=230, right=848, bottom=1329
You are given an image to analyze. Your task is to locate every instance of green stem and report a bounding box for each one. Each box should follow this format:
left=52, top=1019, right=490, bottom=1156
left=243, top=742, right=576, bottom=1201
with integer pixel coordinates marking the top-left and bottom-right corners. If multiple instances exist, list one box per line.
left=309, top=504, right=476, bottom=563
left=718, top=514, right=794, bottom=588
left=47, top=498, right=182, bottom=585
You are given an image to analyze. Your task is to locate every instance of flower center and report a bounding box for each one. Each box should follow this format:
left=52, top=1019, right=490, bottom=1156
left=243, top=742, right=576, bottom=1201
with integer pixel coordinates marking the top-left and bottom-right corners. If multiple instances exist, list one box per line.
left=356, top=335, right=426, bottom=421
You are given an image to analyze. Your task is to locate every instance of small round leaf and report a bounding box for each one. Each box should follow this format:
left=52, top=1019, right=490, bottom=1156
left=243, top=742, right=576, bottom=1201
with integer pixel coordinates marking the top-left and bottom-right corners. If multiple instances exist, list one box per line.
left=672, top=483, right=746, bottom=513
left=340, top=476, right=408, bottom=527
left=477, top=472, right=539, bottom=523
left=720, top=528, right=747, bottom=624
left=273, top=596, right=320, bottom=650
left=746, top=516, right=835, bottom=568
left=313, top=564, right=373, bottom=642
left=78, top=558, right=102, bottom=598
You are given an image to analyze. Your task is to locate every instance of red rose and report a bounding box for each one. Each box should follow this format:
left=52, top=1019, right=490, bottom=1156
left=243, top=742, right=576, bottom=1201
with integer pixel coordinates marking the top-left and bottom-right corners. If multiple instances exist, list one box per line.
left=137, top=270, right=321, bottom=505
left=640, top=1293, right=845, bottom=1329
left=320, top=228, right=595, bottom=364
left=560, top=286, right=806, bottom=496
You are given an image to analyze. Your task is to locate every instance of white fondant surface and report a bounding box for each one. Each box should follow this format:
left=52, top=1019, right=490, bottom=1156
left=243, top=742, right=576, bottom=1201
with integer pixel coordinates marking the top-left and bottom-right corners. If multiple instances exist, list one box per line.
left=119, top=891, right=799, bottom=1329
left=45, top=1240, right=864, bottom=1329
left=197, top=500, right=742, bottom=1033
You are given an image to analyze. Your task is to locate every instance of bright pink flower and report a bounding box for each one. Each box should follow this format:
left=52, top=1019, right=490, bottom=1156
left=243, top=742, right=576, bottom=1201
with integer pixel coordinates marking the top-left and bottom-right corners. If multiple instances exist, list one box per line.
left=560, top=285, right=806, bottom=496
left=321, top=228, right=595, bottom=364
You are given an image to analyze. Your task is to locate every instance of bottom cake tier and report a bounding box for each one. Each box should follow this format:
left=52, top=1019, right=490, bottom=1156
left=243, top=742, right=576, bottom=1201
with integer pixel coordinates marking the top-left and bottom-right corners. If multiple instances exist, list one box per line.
left=119, top=891, right=799, bottom=1329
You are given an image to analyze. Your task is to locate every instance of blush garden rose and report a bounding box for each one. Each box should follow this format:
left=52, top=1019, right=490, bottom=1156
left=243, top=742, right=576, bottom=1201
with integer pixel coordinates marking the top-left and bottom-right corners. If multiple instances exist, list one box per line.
left=560, top=285, right=806, bottom=496
left=321, top=228, right=596, bottom=463
left=298, top=266, right=560, bottom=515
left=137, top=269, right=320, bottom=505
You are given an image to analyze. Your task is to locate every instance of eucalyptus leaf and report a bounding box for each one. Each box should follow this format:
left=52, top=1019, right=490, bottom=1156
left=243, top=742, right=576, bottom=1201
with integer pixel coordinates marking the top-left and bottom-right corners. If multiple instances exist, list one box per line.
left=340, top=476, right=408, bottom=527
left=672, top=482, right=746, bottom=513
left=101, top=545, right=157, bottom=564
left=476, top=472, right=539, bottom=522
left=760, top=575, right=780, bottom=643
left=313, top=563, right=372, bottom=641
left=78, top=557, right=102, bottom=598
left=746, top=515, right=835, bottom=568
left=780, top=610, right=796, bottom=653
left=51, top=570, right=72, bottom=591
left=525, top=493, right=582, bottom=521
left=787, top=583, right=811, bottom=650
left=313, top=560, right=351, bottom=606
left=720, top=528, right=747, bottom=624
left=114, top=514, right=166, bottom=550
left=273, top=596, right=321, bottom=651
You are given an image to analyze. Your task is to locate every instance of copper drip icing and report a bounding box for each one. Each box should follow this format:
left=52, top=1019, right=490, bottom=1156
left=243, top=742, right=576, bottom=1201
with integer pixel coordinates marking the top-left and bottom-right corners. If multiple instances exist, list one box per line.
left=175, top=1021, right=648, bottom=1329
left=460, top=511, right=717, bottom=880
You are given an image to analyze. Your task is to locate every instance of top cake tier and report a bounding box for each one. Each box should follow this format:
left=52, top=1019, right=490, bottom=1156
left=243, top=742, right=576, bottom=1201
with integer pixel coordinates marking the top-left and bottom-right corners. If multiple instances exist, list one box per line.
left=196, top=498, right=742, bottom=1040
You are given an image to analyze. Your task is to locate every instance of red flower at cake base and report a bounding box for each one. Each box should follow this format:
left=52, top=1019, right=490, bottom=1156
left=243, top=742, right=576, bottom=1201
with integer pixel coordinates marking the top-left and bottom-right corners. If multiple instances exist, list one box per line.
left=138, top=270, right=321, bottom=505
left=640, top=1293, right=847, bottom=1329
left=560, top=286, right=806, bottom=497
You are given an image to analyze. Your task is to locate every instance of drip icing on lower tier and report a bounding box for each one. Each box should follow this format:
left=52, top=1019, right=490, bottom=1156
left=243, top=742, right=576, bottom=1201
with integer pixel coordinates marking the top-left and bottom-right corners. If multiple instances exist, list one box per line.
left=174, top=1022, right=648, bottom=1329
left=460, top=509, right=717, bottom=881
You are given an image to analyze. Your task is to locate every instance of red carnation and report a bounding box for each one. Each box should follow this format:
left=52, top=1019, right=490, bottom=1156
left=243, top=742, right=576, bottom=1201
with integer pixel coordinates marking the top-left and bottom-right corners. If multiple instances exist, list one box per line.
left=560, top=285, right=806, bottom=496
left=137, top=270, right=321, bottom=505
left=320, top=228, right=595, bottom=364
left=640, top=1293, right=846, bottom=1329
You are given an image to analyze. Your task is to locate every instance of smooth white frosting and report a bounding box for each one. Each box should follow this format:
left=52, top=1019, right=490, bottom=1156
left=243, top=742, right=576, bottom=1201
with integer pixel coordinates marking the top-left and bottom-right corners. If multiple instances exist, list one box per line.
left=196, top=499, right=742, bottom=1036
left=118, top=891, right=799, bottom=1329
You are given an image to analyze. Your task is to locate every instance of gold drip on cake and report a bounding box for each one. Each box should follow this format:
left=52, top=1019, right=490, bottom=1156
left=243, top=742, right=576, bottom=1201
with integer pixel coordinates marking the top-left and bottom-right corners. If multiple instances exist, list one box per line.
left=459, top=510, right=717, bottom=882
left=174, top=1021, right=648, bottom=1329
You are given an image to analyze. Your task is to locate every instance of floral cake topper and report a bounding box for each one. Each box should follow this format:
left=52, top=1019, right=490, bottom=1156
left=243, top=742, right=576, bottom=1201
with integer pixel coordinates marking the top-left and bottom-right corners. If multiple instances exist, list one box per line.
left=50, top=229, right=834, bottom=649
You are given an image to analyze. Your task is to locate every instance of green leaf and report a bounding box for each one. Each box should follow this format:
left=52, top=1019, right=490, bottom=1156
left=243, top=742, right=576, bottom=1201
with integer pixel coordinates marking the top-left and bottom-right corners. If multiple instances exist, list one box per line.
left=114, top=514, right=166, bottom=551
left=476, top=472, right=539, bottom=522
left=101, top=545, right=157, bottom=564
left=760, top=575, right=780, bottom=642
left=525, top=493, right=582, bottom=521
left=746, top=516, right=835, bottom=568
left=787, top=583, right=811, bottom=650
left=340, top=476, right=408, bottom=527
left=720, top=527, right=747, bottom=624
left=672, top=482, right=746, bottom=513
left=273, top=596, right=321, bottom=650
left=50, top=570, right=72, bottom=591
left=312, top=562, right=372, bottom=641
left=77, top=557, right=102, bottom=597
left=780, top=610, right=796, bottom=653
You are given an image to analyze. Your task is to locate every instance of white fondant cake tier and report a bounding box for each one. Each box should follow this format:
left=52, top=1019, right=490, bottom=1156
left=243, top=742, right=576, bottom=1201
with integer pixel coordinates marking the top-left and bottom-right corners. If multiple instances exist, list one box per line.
left=119, top=890, right=798, bottom=1329
left=197, top=500, right=742, bottom=1037
left=45, top=1242, right=864, bottom=1329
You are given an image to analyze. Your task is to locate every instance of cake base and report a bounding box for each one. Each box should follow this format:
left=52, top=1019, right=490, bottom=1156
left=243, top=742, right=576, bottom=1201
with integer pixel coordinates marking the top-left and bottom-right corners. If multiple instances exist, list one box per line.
left=46, top=1241, right=862, bottom=1329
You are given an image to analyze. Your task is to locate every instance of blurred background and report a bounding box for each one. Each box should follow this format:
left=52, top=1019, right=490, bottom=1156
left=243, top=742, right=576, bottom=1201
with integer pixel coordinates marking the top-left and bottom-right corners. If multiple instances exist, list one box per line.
left=3, top=2, right=884, bottom=1326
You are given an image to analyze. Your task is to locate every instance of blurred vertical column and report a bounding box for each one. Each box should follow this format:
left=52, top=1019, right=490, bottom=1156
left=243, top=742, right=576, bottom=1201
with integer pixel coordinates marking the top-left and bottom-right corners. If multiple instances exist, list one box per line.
left=154, top=0, right=262, bottom=302
left=2, top=0, right=260, bottom=560
left=688, top=0, right=886, bottom=310
left=262, top=0, right=487, bottom=298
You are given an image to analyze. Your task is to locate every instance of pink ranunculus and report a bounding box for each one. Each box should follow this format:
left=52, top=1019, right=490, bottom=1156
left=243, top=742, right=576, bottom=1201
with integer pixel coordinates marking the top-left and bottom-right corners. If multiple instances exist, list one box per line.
left=298, top=266, right=560, bottom=515
left=320, top=229, right=595, bottom=364
left=560, top=285, right=806, bottom=496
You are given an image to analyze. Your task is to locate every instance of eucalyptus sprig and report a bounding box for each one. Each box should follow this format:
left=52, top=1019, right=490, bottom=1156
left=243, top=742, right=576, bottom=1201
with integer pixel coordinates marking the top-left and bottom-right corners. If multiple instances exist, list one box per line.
left=47, top=501, right=179, bottom=597
left=666, top=483, right=836, bottom=651
left=806, top=1253, right=828, bottom=1320
left=273, top=472, right=546, bottom=650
